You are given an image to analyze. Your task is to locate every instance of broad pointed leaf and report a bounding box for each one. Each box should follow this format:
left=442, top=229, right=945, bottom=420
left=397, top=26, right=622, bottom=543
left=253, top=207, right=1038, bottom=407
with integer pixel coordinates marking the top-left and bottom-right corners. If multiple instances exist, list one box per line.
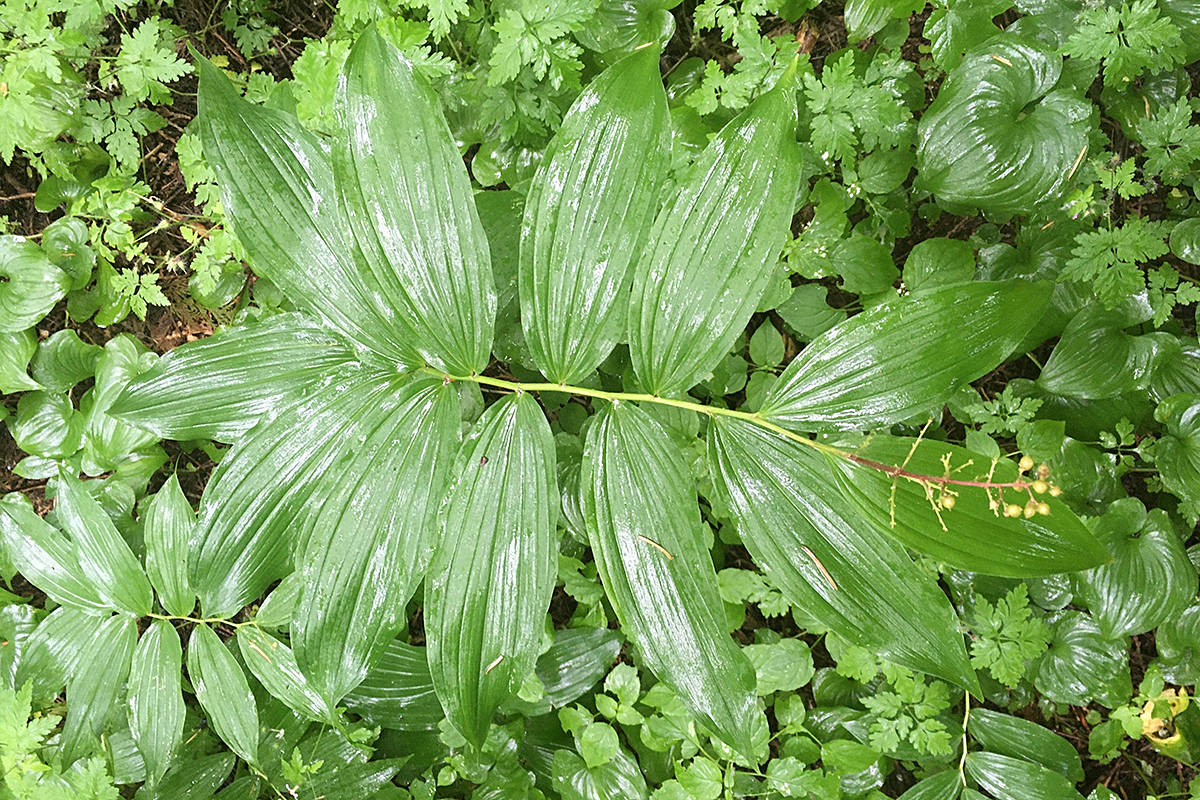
left=520, top=45, right=671, bottom=383
left=189, top=366, right=420, bottom=616
left=236, top=626, right=332, bottom=722
left=425, top=393, right=558, bottom=746
left=627, top=69, right=802, bottom=395
left=345, top=640, right=443, bottom=732
left=1077, top=499, right=1196, bottom=638
left=143, top=475, right=196, bottom=618
left=62, top=613, right=136, bottom=762
left=56, top=472, right=153, bottom=616
left=0, top=236, right=69, bottom=332
left=967, top=709, right=1084, bottom=782
left=708, top=418, right=978, bottom=693
left=335, top=28, right=496, bottom=374
left=583, top=402, right=763, bottom=760
left=16, top=606, right=109, bottom=700
left=188, top=623, right=260, bottom=765
left=917, top=36, right=1090, bottom=216
left=1034, top=611, right=1130, bottom=707
left=964, top=751, right=1085, bottom=800
left=194, top=58, right=415, bottom=364
left=0, top=494, right=107, bottom=613
left=829, top=436, right=1109, bottom=577
left=129, top=619, right=185, bottom=785
left=112, top=314, right=360, bottom=444
left=760, top=280, right=1050, bottom=431
left=293, top=379, right=459, bottom=706
left=0, top=330, right=39, bottom=394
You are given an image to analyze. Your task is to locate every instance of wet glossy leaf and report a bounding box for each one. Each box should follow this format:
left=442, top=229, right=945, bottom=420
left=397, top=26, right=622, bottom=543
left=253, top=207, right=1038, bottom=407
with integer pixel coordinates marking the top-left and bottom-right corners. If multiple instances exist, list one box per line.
left=187, top=623, right=259, bottom=765
left=80, top=335, right=159, bottom=474
left=1154, top=393, right=1200, bottom=501
left=1077, top=499, right=1195, bottom=638
left=968, top=709, right=1084, bottom=782
left=708, top=418, right=977, bottom=693
left=1170, top=217, right=1200, bottom=265
left=537, top=627, right=623, bottom=708
left=143, top=474, right=196, bottom=618
left=344, top=640, right=443, bottom=732
left=425, top=393, right=558, bottom=746
left=236, top=626, right=332, bottom=722
left=1038, top=307, right=1169, bottom=399
left=335, top=28, right=496, bottom=374
left=964, top=751, right=1085, bottom=800
left=520, top=45, right=670, bottom=383
left=56, top=471, right=153, bottom=617
left=6, top=508, right=66, bottom=577
left=1035, top=611, right=1130, bottom=707
left=189, top=366, right=422, bottom=616
left=628, top=69, right=802, bottom=395
left=111, top=313, right=360, bottom=444
left=293, top=379, right=459, bottom=705
left=1156, top=601, right=1200, bottom=685
left=897, top=770, right=962, bottom=800
left=150, top=752, right=235, bottom=800
left=761, top=280, right=1049, bottom=431
left=15, top=607, right=109, bottom=700
left=917, top=36, right=1090, bottom=216
left=8, top=390, right=82, bottom=459
left=0, top=236, right=69, bottom=332
left=829, top=436, right=1109, bottom=577
left=129, top=619, right=185, bottom=785
left=62, top=613, right=136, bottom=762
left=584, top=402, right=763, bottom=760
left=0, top=330, right=39, bottom=394
left=553, top=748, right=649, bottom=800
left=194, top=56, right=415, bottom=365
left=30, top=329, right=102, bottom=393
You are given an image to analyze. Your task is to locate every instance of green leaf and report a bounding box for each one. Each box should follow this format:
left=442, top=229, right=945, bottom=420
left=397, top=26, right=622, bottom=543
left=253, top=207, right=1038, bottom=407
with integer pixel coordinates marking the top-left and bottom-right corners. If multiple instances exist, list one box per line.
left=189, top=367, right=423, bottom=616
left=293, top=379, right=459, bottom=705
left=829, top=436, right=1109, bottom=576
left=917, top=36, right=1090, bottom=216
left=335, top=28, right=495, bottom=374
left=142, top=475, right=196, bottom=618
left=760, top=280, right=1049, bottom=431
left=150, top=753, right=235, bottom=800
left=1077, top=499, right=1195, bottom=638
left=55, top=472, right=153, bottom=617
left=187, top=623, right=259, bottom=765
left=128, top=619, right=185, bottom=785
left=1035, top=611, right=1131, bottom=708
left=344, top=640, right=443, bottom=732
left=0, top=494, right=108, bottom=613
left=31, top=329, right=102, bottom=393
left=903, top=238, right=976, bottom=292
left=897, top=770, right=962, bottom=800
left=552, top=747, right=649, bottom=800
left=0, top=236, right=69, bottom=332
left=964, top=751, right=1085, bottom=800
left=8, top=390, right=82, bottom=459
left=708, top=418, right=978, bottom=693
left=62, top=613, right=136, bottom=762
left=521, top=45, right=670, bottom=383
left=537, top=627, right=623, bottom=709
left=1154, top=393, right=1200, bottom=501
left=1038, top=307, right=1168, bottom=399
left=425, top=392, right=558, bottom=746
left=1156, top=601, right=1200, bottom=685
left=80, top=335, right=159, bottom=474
left=968, top=709, right=1084, bottom=782
left=236, top=626, right=332, bottom=722
left=831, top=234, right=900, bottom=296
left=628, top=69, right=802, bottom=395
left=111, top=314, right=360, bottom=444
left=194, top=56, right=414, bottom=365
left=583, top=402, right=763, bottom=760
left=744, top=639, right=814, bottom=695
left=925, top=0, right=1010, bottom=70
left=0, top=330, right=39, bottom=394
left=1170, top=217, right=1200, bottom=265
left=16, top=607, right=110, bottom=701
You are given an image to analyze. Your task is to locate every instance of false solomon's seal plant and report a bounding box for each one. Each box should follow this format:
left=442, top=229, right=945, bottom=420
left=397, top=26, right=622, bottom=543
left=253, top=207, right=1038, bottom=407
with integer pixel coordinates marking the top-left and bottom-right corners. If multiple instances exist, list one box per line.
left=1, top=28, right=1108, bottom=775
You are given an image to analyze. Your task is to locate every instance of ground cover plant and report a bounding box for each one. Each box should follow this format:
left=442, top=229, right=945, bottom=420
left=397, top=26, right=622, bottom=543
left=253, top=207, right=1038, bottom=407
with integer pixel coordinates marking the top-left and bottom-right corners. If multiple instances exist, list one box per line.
left=0, top=1, right=1198, bottom=798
